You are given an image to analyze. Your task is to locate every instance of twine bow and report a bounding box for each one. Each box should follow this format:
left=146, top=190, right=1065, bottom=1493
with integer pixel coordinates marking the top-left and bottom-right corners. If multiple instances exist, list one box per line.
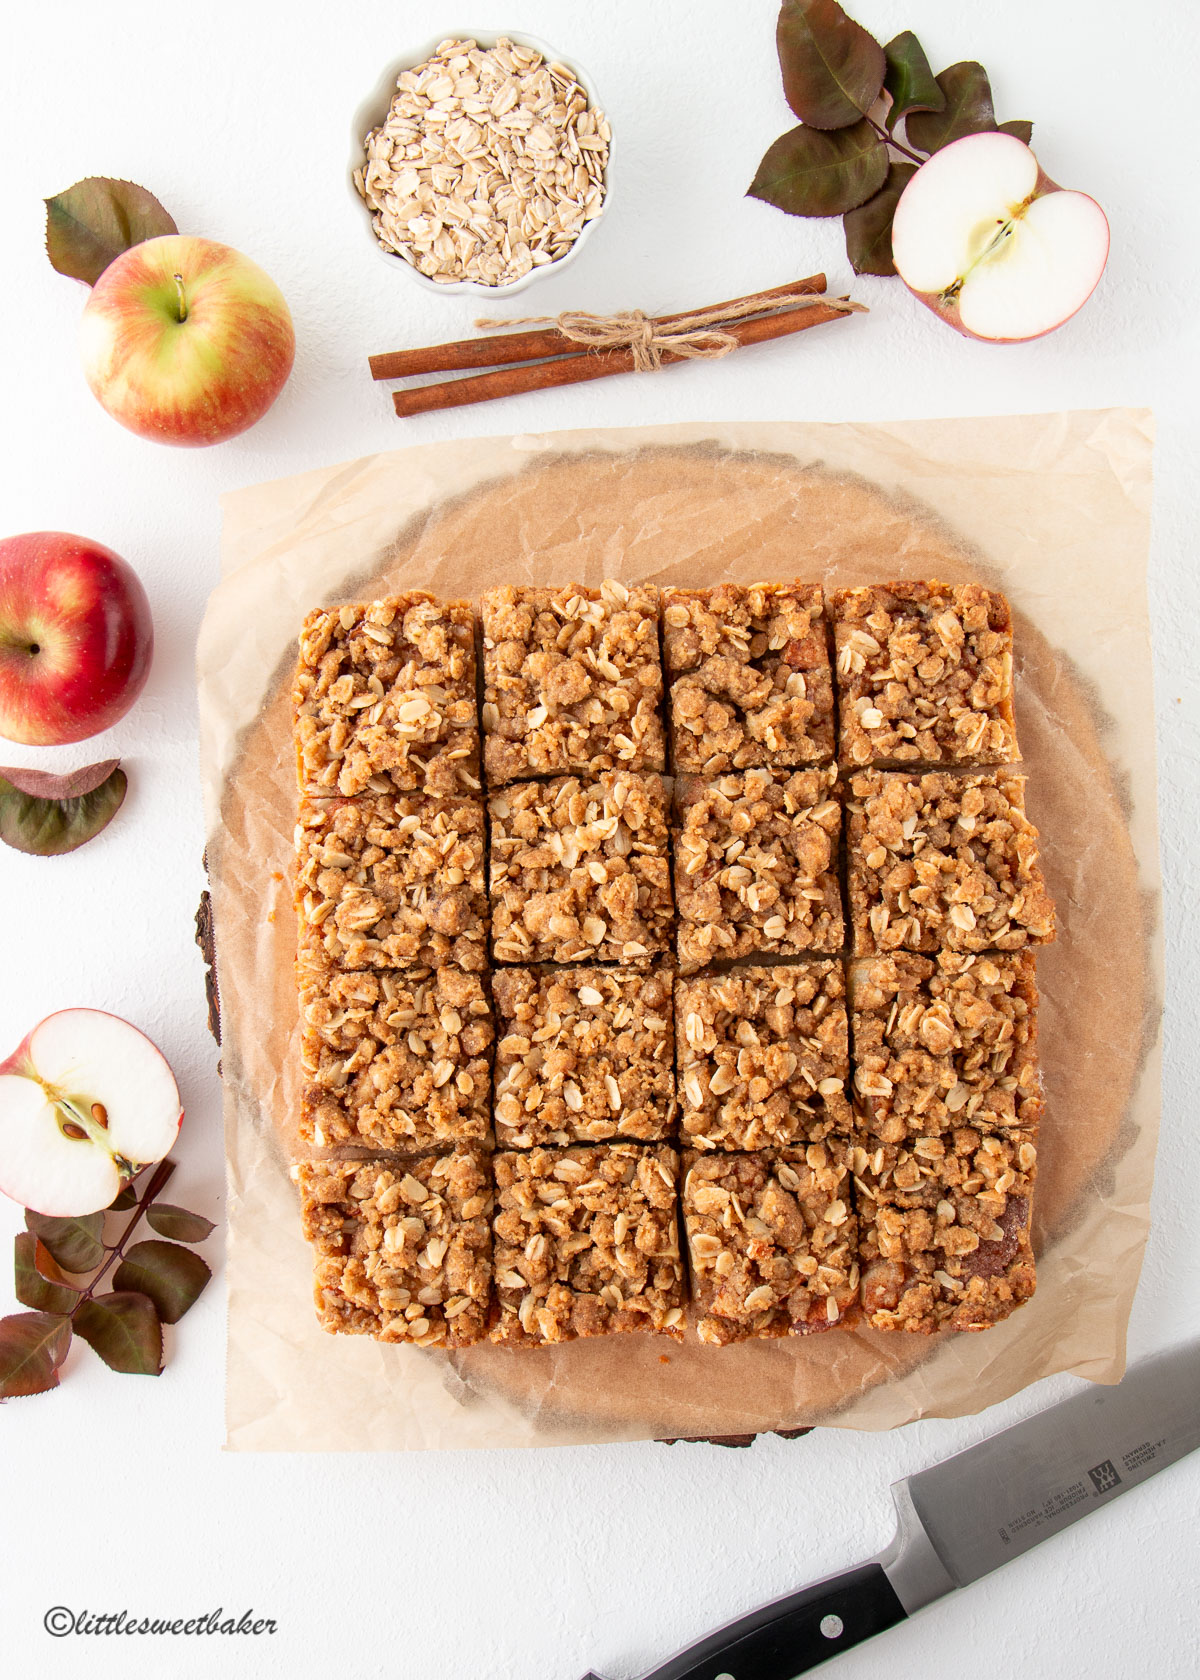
left=476, top=289, right=867, bottom=372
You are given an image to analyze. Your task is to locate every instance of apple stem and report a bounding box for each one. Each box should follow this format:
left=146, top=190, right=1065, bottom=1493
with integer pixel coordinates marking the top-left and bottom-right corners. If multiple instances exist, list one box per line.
left=173, top=272, right=188, bottom=323
left=71, top=1155, right=177, bottom=1310
left=867, top=116, right=925, bottom=168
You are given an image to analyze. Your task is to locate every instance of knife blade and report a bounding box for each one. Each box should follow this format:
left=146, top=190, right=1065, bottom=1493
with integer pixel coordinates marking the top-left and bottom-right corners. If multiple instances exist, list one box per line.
left=579, top=1339, right=1200, bottom=1680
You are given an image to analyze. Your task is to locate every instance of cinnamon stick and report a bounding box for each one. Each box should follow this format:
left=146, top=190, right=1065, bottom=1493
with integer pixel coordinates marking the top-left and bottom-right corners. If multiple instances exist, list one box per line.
left=390, top=296, right=855, bottom=419
left=369, top=275, right=828, bottom=381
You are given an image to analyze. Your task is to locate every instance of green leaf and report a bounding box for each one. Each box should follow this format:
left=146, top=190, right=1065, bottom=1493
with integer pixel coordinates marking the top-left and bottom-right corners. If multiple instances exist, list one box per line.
left=0, top=1311, right=71, bottom=1398
left=45, top=177, right=177, bottom=286
left=14, top=1234, right=81, bottom=1315
left=25, top=1209, right=104, bottom=1273
left=0, top=761, right=126, bottom=857
left=73, top=1293, right=161, bottom=1375
left=883, top=32, right=945, bottom=134
left=749, top=120, right=888, bottom=219
left=998, top=119, right=1034, bottom=145
left=906, top=63, right=997, bottom=155
left=114, top=1240, right=210, bottom=1324
left=108, top=1185, right=138, bottom=1212
left=843, top=162, right=917, bottom=275
left=146, top=1204, right=216, bottom=1244
left=776, top=0, right=886, bottom=129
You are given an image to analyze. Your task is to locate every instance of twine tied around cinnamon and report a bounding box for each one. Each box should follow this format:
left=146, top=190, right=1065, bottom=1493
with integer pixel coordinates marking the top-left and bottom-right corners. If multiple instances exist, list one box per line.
left=475, top=289, right=867, bottom=373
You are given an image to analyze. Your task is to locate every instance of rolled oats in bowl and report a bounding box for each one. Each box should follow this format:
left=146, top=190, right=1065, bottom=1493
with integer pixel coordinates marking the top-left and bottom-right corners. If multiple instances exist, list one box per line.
left=353, top=36, right=611, bottom=290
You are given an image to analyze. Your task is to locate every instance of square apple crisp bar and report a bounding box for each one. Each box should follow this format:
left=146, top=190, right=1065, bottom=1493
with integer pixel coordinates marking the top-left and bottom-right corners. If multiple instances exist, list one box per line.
left=492, top=966, right=675, bottom=1147
left=491, top=1144, right=685, bottom=1344
left=294, top=593, right=480, bottom=797
left=674, top=767, right=843, bottom=971
left=675, top=962, right=851, bottom=1152
left=662, top=582, right=834, bottom=772
left=853, top=1127, right=1037, bottom=1333
left=681, top=1144, right=858, bottom=1344
left=850, top=951, right=1042, bottom=1144
left=295, top=792, right=489, bottom=973
left=298, top=960, right=494, bottom=1152
left=295, top=1151, right=493, bottom=1347
left=488, top=770, right=674, bottom=965
left=831, top=581, right=1018, bottom=768
left=846, top=770, right=1056, bottom=956
left=480, top=582, right=665, bottom=785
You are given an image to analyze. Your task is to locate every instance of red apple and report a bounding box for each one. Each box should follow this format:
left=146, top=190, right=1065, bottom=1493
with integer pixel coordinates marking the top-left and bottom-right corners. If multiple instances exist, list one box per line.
left=0, top=531, right=153, bottom=745
left=79, top=234, right=295, bottom=446
left=0, top=1009, right=182, bottom=1216
left=891, top=132, right=1110, bottom=343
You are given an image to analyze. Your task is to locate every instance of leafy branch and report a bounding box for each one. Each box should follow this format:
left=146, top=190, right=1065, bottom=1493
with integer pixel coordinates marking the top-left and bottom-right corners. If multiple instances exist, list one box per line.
left=748, top=1, right=1035, bottom=275
left=0, top=1159, right=213, bottom=1397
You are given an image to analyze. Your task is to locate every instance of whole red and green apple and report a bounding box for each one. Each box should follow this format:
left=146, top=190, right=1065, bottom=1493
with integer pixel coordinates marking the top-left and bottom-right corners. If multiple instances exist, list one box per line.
left=79, top=234, right=295, bottom=446
left=0, top=531, right=153, bottom=745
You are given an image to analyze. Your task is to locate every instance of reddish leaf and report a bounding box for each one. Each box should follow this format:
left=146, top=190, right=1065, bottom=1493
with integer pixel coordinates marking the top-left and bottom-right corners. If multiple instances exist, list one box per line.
left=0, top=761, right=126, bottom=857
left=998, top=119, right=1034, bottom=145
left=14, top=1234, right=81, bottom=1315
left=776, top=0, right=886, bottom=129
left=749, top=120, right=888, bottom=218
left=843, top=161, right=917, bottom=275
left=146, top=1204, right=216, bottom=1243
left=45, top=177, right=177, bottom=286
left=907, top=63, right=997, bottom=154
left=25, top=1209, right=104, bottom=1273
left=73, top=1292, right=161, bottom=1375
left=0, top=1311, right=72, bottom=1398
left=114, top=1240, right=211, bottom=1324
left=883, top=32, right=944, bottom=134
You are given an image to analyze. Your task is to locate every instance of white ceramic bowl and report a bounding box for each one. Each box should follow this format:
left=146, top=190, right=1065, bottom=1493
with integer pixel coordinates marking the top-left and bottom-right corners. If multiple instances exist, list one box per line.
left=349, top=31, right=612, bottom=299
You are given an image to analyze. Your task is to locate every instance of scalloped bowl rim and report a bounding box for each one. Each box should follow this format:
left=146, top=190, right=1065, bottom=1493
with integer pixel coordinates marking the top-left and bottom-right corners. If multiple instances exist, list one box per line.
left=348, top=30, right=613, bottom=299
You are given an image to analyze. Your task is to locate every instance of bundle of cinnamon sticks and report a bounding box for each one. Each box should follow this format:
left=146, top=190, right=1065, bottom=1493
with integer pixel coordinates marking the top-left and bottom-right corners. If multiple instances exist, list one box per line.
left=368, top=274, right=864, bottom=418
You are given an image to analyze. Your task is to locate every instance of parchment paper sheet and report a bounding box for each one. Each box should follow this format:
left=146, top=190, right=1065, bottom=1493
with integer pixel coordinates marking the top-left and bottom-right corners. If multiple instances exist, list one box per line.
left=197, top=410, right=1160, bottom=1452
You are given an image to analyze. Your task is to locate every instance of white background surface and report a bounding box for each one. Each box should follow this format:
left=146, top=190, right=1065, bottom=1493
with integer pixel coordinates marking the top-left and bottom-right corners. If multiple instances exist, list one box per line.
left=1, top=2, right=1197, bottom=1676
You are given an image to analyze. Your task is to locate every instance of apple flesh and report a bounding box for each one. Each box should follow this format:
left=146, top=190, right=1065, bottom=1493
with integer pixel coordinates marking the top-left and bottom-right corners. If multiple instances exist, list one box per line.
left=0, top=1010, right=182, bottom=1216
left=0, top=531, right=153, bottom=745
left=890, top=132, right=1110, bottom=343
left=79, top=234, right=295, bottom=446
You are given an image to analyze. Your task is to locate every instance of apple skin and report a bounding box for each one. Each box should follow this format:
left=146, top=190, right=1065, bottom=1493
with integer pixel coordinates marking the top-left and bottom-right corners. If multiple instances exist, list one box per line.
left=891, top=135, right=1110, bottom=344
left=0, top=531, right=153, bottom=746
left=79, top=234, right=295, bottom=447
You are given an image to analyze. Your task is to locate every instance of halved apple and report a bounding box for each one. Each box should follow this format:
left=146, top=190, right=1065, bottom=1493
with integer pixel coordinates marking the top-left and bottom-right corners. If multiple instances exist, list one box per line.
left=0, top=1010, right=182, bottom=1216
left=891, top=132, right=1110, bottom=342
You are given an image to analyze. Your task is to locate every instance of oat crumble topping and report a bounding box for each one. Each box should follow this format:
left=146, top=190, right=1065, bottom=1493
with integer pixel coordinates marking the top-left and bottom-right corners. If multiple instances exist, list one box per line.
left=492, top=966, right=675, bottom=1146
left=489, top=770, right=673, bottom=965
left=299, top=960, right=494, bottom=1151
left=832, top=581, right=1017, bottom=768
left=295, top=1151, right=493, bottom=1346
left=853, top=1127, right=1037, bottom=1332
left=674, top=767, right=843, bottom=971
left=491, top=1144, right=684, bottom=1343
left=294, top=594, right=480, bottom=798
left=850, top=952, right=1041, bottom=1143
left=682, top=1145, right=858, bottom=1344
left=295, top=793, right=488, bottom=973
left=676, top=963, right=850, bottom=1151
left=481, top=581, right=664, bottom=784
left=847, top=770, right=1056, bottom=955
left=663, top=582, right=835, bottom=772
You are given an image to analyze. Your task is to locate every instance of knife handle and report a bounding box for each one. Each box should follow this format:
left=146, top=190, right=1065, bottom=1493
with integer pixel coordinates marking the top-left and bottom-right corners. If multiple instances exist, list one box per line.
left=582, top=1561, right=907, bottom=1680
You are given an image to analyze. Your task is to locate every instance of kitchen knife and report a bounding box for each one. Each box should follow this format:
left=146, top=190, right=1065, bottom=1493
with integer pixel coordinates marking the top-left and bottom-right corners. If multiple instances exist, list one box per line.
left=579, top=1339, right=1200, bottom=1680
